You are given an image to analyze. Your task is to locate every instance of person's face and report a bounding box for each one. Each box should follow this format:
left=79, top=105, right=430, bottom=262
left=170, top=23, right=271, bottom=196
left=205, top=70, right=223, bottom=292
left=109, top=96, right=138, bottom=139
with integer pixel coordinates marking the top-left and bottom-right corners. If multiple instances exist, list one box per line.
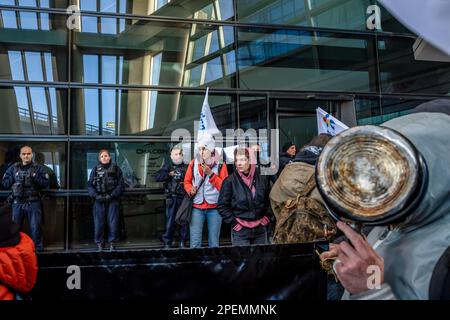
left=235, top=154, right=250, bottom=173
left=200, top=147, right=212, bottom=161
left=286, top=145, right=296, bottom=156
left=20, top=147, right=33, bottom=165
left=171, top=149, right=183, bottom=165
left=99, top=152, right=111, bottom=164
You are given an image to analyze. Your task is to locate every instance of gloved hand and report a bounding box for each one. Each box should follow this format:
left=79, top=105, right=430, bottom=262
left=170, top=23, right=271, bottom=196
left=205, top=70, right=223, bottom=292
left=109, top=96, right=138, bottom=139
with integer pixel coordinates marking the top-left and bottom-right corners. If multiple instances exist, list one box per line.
left=104, top=194, right=112, bottom=202
left=95, top=194, right=105, bottom=202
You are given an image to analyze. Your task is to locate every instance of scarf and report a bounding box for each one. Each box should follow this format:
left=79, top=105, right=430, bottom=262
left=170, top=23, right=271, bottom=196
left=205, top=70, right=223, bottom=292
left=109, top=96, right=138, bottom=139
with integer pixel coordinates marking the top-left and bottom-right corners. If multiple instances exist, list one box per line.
left=236, top=148, right=256, bottom=197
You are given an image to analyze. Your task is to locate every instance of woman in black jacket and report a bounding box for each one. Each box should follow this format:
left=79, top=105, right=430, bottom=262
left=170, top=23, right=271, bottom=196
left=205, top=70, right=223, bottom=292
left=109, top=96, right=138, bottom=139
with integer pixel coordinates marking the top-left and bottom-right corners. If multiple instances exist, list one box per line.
left=218, top=148, right=273, bottom=246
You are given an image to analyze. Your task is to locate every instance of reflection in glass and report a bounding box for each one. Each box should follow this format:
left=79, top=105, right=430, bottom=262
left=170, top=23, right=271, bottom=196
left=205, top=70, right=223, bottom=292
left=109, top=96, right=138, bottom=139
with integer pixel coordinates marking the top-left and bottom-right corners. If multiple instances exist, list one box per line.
left=75, top=0, right=234, bottom=21
left=70, top=141, right=173, bottom=190
left=0, top=1, right=62, bottom=30
left=0, top=86, right=66, bottom=135
left=69, top=195, right=166, bottom=249
left=73, top=19, right=236, bottom=88
left=378, top=37, right=450, bottom=95
left=237, top=0, right=411, bottom=33
left=80, top=0, right=126, bottom=34
left=0, top=141, right=65, bottom=188
left=72, top=89, right=236, bottom=136
left=237, top=27, right=376, bottom=92
left=0, top=11, right=68, bottom=82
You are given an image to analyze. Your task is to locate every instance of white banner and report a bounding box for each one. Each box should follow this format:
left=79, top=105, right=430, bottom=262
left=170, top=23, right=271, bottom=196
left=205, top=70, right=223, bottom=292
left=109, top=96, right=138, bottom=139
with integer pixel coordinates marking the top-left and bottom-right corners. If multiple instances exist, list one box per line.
left=197, top=87, right=221, bottom=142
left=317, top=107, right=349, bottom=136
left=379, top=0, right=450, bottom=56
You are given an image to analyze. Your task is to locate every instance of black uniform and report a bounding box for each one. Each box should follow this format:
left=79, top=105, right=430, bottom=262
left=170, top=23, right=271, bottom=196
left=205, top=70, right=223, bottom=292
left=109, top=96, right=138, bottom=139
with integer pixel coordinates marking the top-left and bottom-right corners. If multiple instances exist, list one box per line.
left=2, top=162, right=49, bottom=251
left=88, top=162, right=124, bottom=247
left=154, top=161, right=188, bottom=247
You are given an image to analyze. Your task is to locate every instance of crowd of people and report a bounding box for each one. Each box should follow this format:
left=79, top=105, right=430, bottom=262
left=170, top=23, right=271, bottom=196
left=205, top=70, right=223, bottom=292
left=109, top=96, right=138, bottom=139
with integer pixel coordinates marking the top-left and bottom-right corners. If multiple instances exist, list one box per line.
left=1, top=101, right=449, bottom=300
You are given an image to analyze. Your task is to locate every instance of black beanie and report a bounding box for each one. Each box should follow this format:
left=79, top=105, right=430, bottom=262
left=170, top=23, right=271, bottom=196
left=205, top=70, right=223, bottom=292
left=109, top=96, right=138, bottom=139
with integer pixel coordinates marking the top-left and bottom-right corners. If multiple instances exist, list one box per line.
left=282, top=141, right=295, bottom=153
left=0, top=204, right=21, bottom=248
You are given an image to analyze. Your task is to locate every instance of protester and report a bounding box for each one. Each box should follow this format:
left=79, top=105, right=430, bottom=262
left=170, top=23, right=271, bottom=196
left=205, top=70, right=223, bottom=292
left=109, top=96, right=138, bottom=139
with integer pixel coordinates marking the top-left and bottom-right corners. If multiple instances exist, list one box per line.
left=2, top=145, right=49, bottom=252
left=320, top=105, right=450, bottom=300
left=0, top=205, right=38, bottom=300
left=270, top=134, right=332, bottom=221
left=218, top=148, right=273, bottom=246
left=278, top=141, right=296, bottom=176
left=155, top=146, right=188, bottom=249
left=184, top=135, right=228, bottom=248
left=88, top=149, right=124, bottom=251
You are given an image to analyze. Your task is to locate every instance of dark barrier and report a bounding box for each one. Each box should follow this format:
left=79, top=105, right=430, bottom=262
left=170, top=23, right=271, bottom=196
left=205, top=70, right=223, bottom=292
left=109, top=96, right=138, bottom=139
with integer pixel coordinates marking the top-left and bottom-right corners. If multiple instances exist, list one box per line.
left=32, top=242, right=328, bottom=300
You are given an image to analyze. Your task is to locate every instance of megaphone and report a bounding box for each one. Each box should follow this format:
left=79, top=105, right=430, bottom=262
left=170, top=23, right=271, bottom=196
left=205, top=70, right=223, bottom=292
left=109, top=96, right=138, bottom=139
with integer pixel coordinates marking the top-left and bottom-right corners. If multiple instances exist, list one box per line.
left=315, top=125, right=428, bottom=226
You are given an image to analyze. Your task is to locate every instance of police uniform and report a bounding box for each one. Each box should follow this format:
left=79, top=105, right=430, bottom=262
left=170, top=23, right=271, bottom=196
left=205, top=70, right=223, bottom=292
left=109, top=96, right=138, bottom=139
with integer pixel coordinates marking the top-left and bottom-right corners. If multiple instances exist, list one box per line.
left=2, top=162, right=49, bottom=251
left=154, top=162, right=188, bottom=247
left=87, top=162, right=124, bottom=248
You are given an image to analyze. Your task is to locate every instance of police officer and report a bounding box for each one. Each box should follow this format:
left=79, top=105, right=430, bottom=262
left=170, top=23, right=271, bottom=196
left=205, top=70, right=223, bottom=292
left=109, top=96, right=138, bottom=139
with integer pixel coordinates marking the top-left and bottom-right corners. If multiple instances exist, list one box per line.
left=88, top=149, right=124, bottom=252
left=2, top=145, right=49, bottom=252
left=155, top=146, right=188, bottom=249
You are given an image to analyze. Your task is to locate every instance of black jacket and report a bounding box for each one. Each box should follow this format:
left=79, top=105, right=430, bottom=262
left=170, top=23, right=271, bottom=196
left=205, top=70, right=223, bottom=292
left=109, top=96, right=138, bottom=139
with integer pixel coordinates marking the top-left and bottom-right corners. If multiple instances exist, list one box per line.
left=218, top=170, right=273, bottom=226
left=293, top=146, right=322, bottom=165
left=154, top=162, right=187, bottom=197
left=278, top=152, right=294, bottom=176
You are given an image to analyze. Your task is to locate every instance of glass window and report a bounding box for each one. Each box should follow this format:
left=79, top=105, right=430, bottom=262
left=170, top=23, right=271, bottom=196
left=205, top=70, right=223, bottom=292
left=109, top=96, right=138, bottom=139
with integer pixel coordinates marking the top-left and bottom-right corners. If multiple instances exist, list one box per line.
left=0, top=0, right=68, bottom=8
left=0, top=194, right=66, bottom=251
left=69, top=195, right=166, bottom=250
left=0, top=86, right=67, bottom=135
left=0, top=141, right=66, bottom=189
left=355, top=97, right=381, bottom=125
left=70, top=141, right=175, bottom=190
left=237, top=27, right=377, bottom=92
left=1, top=9, right=18, bottom=28
left=76, top=0, right=234, bottom=20
left=0, top=13, right=68, bottom=82
left=378, top=98, right=429, bottom=123
left=378, top=37, right=450, bottom=96
left=237, top=0, right=413, bottom=33
left=71, top=89, right=237, bottom=136
left=41, top=196, right=65, bottom=250
left=239, top=96, right=267, bottom=130
left=73, top=19, right=236, bottom=88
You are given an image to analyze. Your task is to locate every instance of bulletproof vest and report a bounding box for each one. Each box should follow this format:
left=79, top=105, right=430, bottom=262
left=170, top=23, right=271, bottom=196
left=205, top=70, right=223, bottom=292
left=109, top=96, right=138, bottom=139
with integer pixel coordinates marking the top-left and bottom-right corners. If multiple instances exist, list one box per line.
left=12, top=163, right=39, bottom=200
left=94, top=164, right=118, bottom=194
left=166, top=164, right=186, bottom=197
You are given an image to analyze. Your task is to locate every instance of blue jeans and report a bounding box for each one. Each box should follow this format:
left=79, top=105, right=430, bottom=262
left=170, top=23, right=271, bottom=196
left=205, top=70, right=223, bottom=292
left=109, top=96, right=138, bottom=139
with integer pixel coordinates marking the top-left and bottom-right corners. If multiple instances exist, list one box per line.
left=189, top=208, right=222, bottom=248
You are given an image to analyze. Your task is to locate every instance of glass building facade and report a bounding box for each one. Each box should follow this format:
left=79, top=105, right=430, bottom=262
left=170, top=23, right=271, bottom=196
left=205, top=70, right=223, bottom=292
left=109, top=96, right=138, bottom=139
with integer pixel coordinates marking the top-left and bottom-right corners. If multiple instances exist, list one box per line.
left=0, top=0, right=449, bottom=251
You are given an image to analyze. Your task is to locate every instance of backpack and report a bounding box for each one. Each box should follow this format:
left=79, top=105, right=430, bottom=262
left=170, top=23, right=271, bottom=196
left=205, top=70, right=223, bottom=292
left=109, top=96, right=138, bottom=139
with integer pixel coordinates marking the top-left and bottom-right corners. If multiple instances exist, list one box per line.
left=270, top=162, right=337, bottom=244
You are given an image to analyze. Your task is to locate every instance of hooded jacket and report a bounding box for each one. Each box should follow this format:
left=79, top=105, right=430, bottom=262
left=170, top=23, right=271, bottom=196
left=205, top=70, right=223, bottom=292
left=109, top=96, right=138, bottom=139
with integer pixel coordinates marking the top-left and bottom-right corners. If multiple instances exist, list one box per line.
left=0, top=233, right=38, bottom=300
left=345, top=112, right=450, bottom=300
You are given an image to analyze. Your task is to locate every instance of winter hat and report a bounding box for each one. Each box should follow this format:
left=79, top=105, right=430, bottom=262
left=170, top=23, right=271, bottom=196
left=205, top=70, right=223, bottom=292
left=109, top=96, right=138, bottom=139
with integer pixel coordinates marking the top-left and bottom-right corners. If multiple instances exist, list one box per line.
left=0, top=205, right=21, bottom=248
left=198, top=134, right=216, bottom=152
left=282, top=141, right=295, bottom=153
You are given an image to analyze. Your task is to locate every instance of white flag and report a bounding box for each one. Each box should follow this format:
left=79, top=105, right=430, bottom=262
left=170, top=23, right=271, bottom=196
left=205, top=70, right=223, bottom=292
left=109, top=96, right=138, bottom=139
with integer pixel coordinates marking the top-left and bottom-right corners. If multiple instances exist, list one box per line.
left=379, top=0, right=450, bottom=56
left=197, top=87, right=221, bottom=142
left=317, top=107, right=349, bottom=136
